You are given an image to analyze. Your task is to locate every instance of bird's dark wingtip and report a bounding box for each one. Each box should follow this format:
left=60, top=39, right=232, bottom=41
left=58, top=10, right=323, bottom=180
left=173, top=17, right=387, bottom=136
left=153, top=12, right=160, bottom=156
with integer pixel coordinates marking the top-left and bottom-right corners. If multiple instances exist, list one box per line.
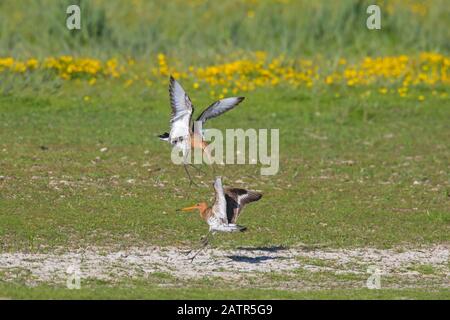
left=169, top=75, right=176, bottom=89
left=248, top=190, right=262, bottom=201
left=158, top=132, right=169, bottom=140
left=238, top=96, right=245, bottom=102
left=169, top=76, right=179, bottom=98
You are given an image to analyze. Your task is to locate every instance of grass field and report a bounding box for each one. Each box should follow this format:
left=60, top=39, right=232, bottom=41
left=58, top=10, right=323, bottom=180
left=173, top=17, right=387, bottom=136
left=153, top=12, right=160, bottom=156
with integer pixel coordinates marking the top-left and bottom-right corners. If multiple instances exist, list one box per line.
left=0, top=0, right=449, bottom=299
left=0, top=83, right=449, bottom=248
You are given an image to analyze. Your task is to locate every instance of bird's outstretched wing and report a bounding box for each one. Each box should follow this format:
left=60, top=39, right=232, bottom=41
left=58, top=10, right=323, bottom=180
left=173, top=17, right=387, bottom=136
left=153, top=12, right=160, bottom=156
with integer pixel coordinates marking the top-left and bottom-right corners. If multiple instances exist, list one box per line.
left=194, top=97, right=244, bottom=132
left=169, top=76, right=194, bottom=142
left=224, top=188, right=262, bottom=223
left=212, top=176, right=228, bottom=224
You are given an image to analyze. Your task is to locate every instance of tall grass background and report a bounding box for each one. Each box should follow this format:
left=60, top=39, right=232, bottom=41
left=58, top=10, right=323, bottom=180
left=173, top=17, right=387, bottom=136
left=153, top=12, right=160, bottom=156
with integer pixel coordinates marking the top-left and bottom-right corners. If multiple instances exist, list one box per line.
left=0, top=0, right=449, bottom=62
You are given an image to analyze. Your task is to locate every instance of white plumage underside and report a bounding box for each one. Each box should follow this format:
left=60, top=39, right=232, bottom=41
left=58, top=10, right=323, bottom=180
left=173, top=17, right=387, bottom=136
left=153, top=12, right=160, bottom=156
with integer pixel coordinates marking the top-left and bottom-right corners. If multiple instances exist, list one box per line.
left=168, top=77, right=193, bottom=159
left=169, top=112, right=191, bottom=144
left=169, top=113, right=191, bottom=160
left=211, top=177, right=228, bottom=227
left=209, top=222, right=242, bottom=232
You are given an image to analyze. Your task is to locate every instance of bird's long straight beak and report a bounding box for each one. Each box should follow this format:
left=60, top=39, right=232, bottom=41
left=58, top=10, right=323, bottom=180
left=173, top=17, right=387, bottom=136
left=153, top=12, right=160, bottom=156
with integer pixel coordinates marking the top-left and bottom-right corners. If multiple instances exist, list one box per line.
left=180, top=205, right=198, bottom=212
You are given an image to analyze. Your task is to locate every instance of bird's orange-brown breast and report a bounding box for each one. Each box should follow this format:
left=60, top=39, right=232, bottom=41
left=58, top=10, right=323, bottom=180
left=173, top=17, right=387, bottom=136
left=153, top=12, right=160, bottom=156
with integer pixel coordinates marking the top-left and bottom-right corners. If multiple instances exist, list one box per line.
left=190, top=133, right=208, bottom=150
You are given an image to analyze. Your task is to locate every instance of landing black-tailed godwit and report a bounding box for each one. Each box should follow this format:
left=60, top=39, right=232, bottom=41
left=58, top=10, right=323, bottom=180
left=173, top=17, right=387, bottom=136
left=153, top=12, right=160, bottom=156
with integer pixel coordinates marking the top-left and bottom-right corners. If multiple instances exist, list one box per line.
left=179, top=176, right=262, bottom=261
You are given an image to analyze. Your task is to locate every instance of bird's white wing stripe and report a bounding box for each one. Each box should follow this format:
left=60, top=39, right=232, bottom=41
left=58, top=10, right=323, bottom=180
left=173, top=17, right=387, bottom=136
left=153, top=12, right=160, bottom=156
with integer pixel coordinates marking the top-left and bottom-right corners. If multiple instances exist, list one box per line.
left=196, top=97, right=244, bottom=124
left=213, top=177, right=228, bottom=224
left=170, top=77, right=192, bottom=115
left=168, top=77, right=193, bottom=142
left=171, top=110, right=190, bottom=123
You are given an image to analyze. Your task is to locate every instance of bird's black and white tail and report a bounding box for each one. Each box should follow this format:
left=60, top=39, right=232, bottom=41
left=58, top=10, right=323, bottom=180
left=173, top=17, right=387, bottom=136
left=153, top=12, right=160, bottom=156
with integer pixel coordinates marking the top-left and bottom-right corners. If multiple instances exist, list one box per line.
left=158, top=132, right=169, bottom=141
left=215, top=224, right=247, bottom=232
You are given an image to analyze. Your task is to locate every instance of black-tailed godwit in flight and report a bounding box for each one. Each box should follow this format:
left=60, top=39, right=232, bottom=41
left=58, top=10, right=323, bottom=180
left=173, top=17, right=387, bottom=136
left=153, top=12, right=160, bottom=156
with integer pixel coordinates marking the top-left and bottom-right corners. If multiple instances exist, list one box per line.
left=159, top=76, right=245, bottom=185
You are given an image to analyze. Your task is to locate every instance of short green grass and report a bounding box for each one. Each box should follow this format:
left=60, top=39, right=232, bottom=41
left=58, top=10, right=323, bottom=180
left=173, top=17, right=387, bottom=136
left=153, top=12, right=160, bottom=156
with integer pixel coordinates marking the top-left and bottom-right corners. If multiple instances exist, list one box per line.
left=0, top=282, right=449, bottom=300
left=0, top=80, right=449, bottom=299
left=1, top=83, right=449, bottom=251
left=407, top=264, right=439, bottom=275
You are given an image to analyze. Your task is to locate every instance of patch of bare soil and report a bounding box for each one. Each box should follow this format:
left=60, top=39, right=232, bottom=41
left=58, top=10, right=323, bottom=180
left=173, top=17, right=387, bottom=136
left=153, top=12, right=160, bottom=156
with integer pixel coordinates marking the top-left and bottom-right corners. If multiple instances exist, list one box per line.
left=0, top=245, right=448, bottom=288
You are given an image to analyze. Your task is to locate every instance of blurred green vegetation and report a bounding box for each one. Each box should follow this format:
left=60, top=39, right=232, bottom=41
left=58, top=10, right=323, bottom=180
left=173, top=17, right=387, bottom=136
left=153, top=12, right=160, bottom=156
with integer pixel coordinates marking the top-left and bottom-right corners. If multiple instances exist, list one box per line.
left=0, top=0, right=449, bottom=62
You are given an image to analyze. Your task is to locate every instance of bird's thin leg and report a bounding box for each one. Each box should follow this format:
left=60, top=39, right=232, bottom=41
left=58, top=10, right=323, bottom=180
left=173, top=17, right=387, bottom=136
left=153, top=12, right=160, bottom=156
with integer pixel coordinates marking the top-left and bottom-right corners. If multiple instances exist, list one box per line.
left=188, top=231, right=213, bottom=262
left=189, top=240, right=208, bottom=262
left=183, top=163, right=198, bottom=187
left=211, top=163, right=218, bottom=176
left=181, top=146, right=198, bottom=187
left=183, top=230, right=212, bottom=256
left=200, top=231, right=212, bottom=245
left=188, top=163, right=206, bottom=175
left=184, top=241, right=207, bottom=258
left=202, top=147, right=219, bottom=176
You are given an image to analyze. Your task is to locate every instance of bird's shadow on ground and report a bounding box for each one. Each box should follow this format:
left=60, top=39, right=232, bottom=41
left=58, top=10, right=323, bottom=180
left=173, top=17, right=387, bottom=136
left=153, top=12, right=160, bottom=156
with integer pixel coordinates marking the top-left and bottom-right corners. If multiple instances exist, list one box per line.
left=226, top=245, right=288, bottom=263
left=226, top=244, right=331, bottom=263
left=227, top=255, right=285, bottom=263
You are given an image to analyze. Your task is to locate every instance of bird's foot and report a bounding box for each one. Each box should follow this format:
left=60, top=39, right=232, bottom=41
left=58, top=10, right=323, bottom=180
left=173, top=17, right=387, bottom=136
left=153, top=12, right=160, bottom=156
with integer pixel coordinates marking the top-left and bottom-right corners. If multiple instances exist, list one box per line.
left=200, top=236, right=210, bottom=246
left=188, top=250, right=203, bottom=263
left=188, top=179, right=199, bottom=187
